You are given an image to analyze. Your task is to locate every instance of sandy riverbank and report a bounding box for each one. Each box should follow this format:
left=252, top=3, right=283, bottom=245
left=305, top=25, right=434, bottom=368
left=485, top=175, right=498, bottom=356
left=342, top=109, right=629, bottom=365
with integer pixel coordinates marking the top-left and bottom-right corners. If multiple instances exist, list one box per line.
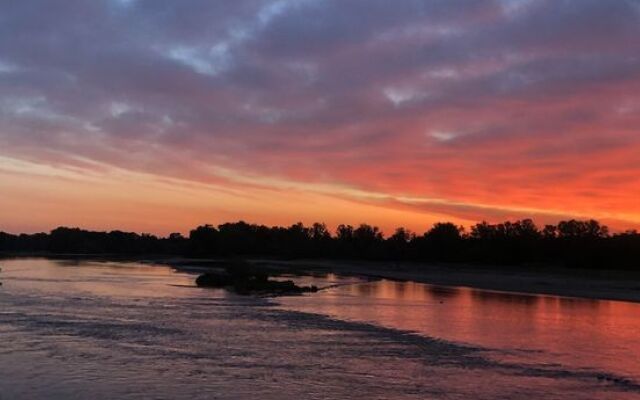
left=3, top=254, right=640, bottom=303
left=248, top=259, right=640, bottom=303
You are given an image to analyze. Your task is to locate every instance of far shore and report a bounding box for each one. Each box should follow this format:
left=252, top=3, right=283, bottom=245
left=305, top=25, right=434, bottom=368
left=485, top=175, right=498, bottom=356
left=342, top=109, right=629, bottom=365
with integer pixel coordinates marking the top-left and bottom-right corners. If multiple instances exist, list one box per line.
left=170, top=258, right=640, bottom=304
left=2, top=253, right=640, bottom=303
left=256, top=259, right=640, bottom=304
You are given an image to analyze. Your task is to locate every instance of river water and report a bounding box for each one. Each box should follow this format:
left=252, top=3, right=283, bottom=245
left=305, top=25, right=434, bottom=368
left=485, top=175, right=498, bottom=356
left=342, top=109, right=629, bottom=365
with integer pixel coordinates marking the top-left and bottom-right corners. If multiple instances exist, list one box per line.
left=0, top=258, right=638, bottom=399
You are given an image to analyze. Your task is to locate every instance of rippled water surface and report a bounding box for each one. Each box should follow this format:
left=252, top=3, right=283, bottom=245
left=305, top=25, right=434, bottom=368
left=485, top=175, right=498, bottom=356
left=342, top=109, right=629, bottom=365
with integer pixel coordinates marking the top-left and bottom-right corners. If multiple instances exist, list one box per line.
left=1, top=258, right=639, bottom=399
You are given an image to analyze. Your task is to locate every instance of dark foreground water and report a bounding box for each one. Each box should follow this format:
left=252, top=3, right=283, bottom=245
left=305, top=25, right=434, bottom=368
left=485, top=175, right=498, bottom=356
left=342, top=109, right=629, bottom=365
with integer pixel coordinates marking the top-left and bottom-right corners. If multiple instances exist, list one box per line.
left=0, top=259, right=639, bottom=399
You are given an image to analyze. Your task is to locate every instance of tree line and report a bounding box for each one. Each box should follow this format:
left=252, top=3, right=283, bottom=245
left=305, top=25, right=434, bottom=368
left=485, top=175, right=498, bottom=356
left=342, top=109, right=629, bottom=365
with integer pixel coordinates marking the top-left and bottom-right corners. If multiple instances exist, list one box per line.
left=1, top=219, right=638, bottom=269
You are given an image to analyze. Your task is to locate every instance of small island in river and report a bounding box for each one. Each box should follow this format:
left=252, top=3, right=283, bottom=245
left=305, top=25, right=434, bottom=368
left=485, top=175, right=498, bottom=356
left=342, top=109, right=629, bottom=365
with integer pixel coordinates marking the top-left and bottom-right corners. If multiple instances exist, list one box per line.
left=195, top=261, right=318, bottom=296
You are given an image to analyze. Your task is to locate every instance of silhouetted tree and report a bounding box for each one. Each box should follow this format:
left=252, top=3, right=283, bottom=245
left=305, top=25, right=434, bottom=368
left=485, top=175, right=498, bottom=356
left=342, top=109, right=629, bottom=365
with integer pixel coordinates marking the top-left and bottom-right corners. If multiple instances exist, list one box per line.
left=542, top=224, right=558, bottom=239
left=189, top=225, right=219, bottom=256
left=419, top=222, right=464, bottom=261
left=1, top=218, right=636, bottom=270
left=387, top=227, right=413, bottom=260
left=557, top=219, right=608, bottom=239
left=336, top=224, right=354, bottom=241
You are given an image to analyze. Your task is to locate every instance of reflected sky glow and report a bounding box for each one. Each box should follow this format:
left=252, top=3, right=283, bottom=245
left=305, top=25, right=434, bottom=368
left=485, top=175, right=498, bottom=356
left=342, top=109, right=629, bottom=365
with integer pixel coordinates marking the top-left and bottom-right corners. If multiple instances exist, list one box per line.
left=1, top=258, right=639, bottom=399
left=279, top=279, right=640, bottom=381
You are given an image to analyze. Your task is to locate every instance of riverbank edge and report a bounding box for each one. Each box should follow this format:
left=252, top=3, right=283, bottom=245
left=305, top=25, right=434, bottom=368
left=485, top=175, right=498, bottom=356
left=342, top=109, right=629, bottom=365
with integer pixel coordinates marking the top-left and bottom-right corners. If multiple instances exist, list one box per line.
left=168, top=258, right=640, bottom=303
left=255, top=259, right=640, bottom=303
left=2, top=253, right=640, bottom=303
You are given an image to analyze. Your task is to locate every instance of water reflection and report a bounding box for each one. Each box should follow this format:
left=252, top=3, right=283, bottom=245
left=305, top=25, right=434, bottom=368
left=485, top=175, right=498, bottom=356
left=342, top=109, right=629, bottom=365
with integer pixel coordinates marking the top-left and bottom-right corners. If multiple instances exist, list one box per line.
left=0, top=258, right=201, bottom=299
left=470, top=289, right=540, bottom=305
left=279, top=278, right=640, bottom=382
left=352, top=279, right=460, bottom=301
left=2, top=259, right=639, bottom=399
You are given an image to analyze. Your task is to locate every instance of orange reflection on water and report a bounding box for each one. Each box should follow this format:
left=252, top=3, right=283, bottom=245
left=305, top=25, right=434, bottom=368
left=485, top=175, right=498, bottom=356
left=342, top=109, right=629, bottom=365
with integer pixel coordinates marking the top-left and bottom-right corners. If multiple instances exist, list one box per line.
left=286, top=278, right=640, bottom=381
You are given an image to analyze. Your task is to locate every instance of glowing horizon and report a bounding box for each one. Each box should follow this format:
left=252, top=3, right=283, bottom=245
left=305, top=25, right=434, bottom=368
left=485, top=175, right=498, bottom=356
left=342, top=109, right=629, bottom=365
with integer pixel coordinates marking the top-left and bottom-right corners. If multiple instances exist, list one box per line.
left=1, top=1, right=639, bottom=235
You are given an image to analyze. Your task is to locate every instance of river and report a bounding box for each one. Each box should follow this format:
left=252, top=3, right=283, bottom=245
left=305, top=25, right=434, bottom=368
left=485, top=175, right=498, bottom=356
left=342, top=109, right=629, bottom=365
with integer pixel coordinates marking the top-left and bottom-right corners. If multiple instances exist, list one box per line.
left=0, top=258, right=638, bottom=399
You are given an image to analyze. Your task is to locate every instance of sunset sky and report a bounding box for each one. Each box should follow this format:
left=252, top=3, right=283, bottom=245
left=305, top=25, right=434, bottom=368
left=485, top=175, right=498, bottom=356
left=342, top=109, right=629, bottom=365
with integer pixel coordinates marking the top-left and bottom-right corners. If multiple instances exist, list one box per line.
left=1, top=0, right=640, bottom=235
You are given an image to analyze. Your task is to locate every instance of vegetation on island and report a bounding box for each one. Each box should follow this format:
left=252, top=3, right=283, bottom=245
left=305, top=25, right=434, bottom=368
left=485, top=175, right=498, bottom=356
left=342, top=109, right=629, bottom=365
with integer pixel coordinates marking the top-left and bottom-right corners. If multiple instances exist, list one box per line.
left=1, top=219, right=639, bottom=270
left=195, top=261, right=318, bottom=296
